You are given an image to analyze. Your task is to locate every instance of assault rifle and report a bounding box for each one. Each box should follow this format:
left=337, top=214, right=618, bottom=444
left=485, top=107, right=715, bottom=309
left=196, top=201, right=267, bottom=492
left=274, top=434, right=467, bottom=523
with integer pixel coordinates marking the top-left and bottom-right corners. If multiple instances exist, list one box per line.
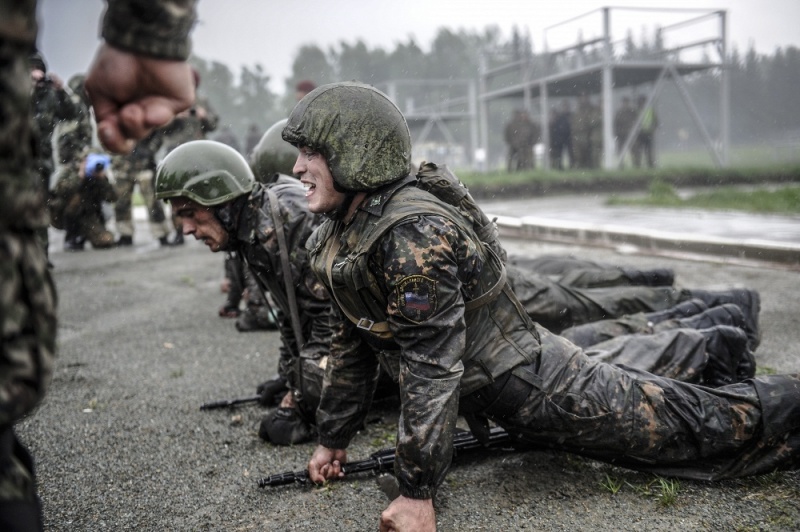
left=199, top=396, right=260, bottom=411
left=258, top=426, right=513, bottom=488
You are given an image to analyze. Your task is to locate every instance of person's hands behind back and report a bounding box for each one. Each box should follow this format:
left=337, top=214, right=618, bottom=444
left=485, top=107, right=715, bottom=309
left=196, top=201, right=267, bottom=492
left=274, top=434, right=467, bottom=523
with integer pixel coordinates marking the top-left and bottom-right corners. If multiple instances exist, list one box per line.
left=85, top=44, right=195, bottom=154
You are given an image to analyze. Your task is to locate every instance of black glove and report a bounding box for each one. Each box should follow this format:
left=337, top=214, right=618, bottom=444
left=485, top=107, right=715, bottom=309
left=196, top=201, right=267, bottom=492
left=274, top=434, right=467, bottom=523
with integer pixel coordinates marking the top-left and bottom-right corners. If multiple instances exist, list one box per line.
left=256, top=377, right=289, bottom=407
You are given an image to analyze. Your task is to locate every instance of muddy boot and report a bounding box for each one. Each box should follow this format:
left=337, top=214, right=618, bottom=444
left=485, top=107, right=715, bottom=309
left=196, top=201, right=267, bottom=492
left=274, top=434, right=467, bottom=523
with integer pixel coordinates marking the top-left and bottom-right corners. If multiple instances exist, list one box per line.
left=259, top=407, right=315, bottom=445
left=646, top=298, right=708, bottom=325
left=257, top=377, right=289, bottom=407
left=116, top=235, right=133, bottom=247
left=700, top=325, right=755, bottom=387
left=675, top=303, right=759, bottom=351
left=688, top=289, right=761, bottom=350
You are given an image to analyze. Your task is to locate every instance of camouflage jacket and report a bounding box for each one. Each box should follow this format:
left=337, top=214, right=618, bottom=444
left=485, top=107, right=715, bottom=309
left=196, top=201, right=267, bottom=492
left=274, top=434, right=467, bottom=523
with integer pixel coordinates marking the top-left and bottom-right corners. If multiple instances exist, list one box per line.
left=56, top=88, right=94, bottom=166
left=306, top=177, right=539, bottom=500
left=31, top=79, right=81, bottom=191
left=0, top=0, right=196, bottom=503
left=233, top=178, right=332, bottom=390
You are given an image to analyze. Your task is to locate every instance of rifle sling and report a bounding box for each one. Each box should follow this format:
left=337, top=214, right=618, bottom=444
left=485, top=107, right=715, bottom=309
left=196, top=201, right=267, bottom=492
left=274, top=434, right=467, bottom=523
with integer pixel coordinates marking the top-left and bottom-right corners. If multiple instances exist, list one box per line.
left=266, top=188, right=306, bottom=394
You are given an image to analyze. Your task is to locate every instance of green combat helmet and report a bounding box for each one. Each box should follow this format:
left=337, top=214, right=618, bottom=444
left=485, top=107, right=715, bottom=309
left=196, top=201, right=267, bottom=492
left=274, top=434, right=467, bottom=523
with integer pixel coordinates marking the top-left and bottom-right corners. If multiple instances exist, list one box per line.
left=282, top=81, right=412, bottom=192
left=249, top=118, right=297, bottom=183
left=155, top=140, right=255, bottom=206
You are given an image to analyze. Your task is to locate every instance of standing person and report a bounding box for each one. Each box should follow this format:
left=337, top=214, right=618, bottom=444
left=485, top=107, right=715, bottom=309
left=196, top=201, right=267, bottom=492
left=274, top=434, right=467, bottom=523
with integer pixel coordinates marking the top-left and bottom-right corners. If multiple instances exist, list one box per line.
left=30, top=52, right=82, bottom=254
left=111, top=128, right=174, bottom=247
left=503, top=109, right=538, bottom=171
left=549, top=100, right=573, bottom=170
left=632, top=95, right=659, bottom=168
left=282, top=82, right=799, bottom=531
left=613, top=96, right=637, bottom=168
left=1, top=1, right=196, bottom=530
left=572, top=93, right=601, bottom=169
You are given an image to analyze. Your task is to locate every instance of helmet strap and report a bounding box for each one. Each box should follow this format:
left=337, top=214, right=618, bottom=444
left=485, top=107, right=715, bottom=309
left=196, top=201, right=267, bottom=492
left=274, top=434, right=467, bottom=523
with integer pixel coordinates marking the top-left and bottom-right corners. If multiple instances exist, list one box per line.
left=213, top=194, right=248, bottom=251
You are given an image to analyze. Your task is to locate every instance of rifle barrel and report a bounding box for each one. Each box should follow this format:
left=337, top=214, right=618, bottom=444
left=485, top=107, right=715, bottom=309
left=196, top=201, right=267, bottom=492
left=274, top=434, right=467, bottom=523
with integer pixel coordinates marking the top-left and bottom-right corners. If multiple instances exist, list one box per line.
left=199, top=395, right=261, bottom=410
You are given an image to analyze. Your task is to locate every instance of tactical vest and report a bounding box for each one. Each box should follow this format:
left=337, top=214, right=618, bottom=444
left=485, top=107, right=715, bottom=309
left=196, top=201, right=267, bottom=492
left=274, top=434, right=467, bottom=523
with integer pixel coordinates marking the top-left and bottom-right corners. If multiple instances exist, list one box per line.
left=310, top=182, right=538, bottom=395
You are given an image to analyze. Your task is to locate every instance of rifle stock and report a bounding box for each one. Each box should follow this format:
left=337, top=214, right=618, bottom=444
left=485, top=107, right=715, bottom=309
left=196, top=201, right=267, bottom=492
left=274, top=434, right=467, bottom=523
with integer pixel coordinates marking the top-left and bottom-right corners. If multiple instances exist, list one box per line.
left=257, top=426, right=512, bottom=488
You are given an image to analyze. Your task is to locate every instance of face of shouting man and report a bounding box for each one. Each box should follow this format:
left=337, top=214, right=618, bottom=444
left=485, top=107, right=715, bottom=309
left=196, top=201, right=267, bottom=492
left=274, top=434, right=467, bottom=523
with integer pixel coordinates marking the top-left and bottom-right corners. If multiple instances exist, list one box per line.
left=293, top=146, right=347, bottom=215
left=169, top=197, right=229, bottom=252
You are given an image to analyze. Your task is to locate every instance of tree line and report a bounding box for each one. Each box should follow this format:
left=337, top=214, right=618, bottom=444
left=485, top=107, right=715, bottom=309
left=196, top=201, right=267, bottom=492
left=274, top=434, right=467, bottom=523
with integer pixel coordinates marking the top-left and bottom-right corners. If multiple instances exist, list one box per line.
left=190, top=26, right=800, bottom=161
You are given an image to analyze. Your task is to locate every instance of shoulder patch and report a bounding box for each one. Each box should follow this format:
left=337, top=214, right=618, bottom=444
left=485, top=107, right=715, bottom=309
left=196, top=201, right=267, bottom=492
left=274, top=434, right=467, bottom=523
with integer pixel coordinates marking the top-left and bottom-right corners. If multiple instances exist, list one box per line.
left=396, top=275, right=438, bottom=323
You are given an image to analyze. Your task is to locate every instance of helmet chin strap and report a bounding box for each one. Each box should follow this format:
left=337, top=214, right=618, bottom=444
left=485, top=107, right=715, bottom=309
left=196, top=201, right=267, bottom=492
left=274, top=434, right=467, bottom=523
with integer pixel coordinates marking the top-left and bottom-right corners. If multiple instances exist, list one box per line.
left=213, top=195, right=248, bottom=251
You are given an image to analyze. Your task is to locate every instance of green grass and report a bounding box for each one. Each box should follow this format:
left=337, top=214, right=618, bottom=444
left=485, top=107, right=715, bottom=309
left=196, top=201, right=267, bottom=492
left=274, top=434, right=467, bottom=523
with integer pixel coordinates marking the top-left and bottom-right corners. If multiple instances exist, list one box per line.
left=607, top=180, right=800, bottom=215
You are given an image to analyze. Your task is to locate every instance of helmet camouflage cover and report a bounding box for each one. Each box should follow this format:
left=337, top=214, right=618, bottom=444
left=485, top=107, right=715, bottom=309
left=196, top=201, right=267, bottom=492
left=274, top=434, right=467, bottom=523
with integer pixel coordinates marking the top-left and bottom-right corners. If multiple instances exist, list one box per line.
left=155, top=140, right=255, bottom=206
left=249, top=118, right=297, bottom=183
left=281, top=81, right=412, bottom=191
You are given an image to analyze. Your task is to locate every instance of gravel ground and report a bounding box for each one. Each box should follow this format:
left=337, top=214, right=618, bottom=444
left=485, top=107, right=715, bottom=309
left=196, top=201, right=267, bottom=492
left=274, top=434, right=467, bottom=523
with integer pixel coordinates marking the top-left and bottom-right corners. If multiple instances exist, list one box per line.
left=17, top=233, right=800, bottom=531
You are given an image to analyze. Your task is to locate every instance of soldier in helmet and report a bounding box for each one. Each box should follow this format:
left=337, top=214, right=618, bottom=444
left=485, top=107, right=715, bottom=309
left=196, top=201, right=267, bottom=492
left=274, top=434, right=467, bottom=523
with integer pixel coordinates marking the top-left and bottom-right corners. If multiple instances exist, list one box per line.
left=155, top=139, right=331, bottom=445
left=156, top=135, right=760, bottom=450
left=284, top=82, right=799, bottom=531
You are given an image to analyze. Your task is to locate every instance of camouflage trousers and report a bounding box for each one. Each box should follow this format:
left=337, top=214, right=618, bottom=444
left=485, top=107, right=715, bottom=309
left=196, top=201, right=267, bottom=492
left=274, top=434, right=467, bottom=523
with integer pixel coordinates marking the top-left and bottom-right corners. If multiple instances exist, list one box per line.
left=481, top=326, right=800, bottom=481
left=113, top=170, right=171, bottom=239
left=0, top=231, right=57, bottom=505
left=507, top=264, right=684, bottom=332
left=62, top=190, right=115, bottom=249
left=509, top=254, right=671, bottom=289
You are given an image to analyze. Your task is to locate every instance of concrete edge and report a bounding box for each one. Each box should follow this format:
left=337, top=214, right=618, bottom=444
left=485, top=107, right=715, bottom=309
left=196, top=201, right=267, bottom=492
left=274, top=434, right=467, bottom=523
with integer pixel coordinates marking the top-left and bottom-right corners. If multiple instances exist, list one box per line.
left=489, top=213, right=800, bottom=270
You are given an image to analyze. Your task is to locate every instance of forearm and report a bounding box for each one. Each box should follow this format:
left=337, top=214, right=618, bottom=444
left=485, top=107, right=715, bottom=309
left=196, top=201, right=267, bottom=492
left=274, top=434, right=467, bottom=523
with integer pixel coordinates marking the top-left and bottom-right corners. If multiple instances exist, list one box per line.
left=102, top=0, right=197, bottom=60
left=316, top=320, right=379, bottom=449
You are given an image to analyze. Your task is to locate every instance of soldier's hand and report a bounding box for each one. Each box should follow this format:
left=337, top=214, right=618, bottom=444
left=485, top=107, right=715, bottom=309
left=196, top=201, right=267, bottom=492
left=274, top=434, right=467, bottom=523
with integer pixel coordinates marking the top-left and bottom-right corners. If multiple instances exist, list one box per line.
left=379, top=496, right=436, bottom=532
left=308, top=445, right=346, bottom=484
left=85, top=43, right=195, bottom=154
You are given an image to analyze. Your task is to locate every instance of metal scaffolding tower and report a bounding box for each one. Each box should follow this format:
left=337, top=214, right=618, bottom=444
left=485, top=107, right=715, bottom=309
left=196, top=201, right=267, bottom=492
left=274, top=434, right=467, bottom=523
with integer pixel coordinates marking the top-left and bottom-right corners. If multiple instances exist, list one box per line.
left=478, top=6, right=730, bottom=170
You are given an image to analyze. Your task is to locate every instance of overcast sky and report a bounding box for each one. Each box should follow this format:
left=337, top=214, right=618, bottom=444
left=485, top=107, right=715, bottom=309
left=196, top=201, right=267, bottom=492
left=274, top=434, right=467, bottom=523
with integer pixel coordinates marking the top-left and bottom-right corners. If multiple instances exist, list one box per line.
left=37, top=0, right=800, bottom=94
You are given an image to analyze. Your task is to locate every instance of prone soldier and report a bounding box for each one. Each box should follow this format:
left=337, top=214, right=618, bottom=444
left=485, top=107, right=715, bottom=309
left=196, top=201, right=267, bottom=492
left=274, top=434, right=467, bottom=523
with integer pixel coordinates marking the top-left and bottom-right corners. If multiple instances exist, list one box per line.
left=281, top=82, right=799, bottom=531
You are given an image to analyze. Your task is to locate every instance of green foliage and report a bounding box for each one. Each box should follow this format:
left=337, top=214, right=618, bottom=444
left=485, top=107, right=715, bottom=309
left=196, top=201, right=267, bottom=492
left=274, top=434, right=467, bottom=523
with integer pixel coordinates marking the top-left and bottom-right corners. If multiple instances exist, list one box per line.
left=626, top=476, right=680, bottom=507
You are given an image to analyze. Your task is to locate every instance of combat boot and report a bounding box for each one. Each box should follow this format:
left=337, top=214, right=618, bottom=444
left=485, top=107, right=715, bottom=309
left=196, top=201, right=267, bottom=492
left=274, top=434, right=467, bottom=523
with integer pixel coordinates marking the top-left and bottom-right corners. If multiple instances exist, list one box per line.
left=676, top=303, right=759, bottom=351
left=158, top=235, right=172, bottom=247
left=259, top=407, right=315, bottom=445
left=700, top=325, right=756, bottom=387
left=172, top=231, right=184, bottom=246
left=116, top=235, right=133, bottom=246
left=645, top=298, right=708, bottom=325
left=686, top=289, right=761, bottom=350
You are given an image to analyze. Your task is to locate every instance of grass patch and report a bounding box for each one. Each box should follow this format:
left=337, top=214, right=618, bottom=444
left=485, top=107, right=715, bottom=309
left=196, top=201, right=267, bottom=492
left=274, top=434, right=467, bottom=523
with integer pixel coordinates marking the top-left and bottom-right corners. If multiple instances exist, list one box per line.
left=626, top=476, right=681, bottom=507
left=600, top=474, right=623, bottom=495
left=607, top=180, right=800, bottom=215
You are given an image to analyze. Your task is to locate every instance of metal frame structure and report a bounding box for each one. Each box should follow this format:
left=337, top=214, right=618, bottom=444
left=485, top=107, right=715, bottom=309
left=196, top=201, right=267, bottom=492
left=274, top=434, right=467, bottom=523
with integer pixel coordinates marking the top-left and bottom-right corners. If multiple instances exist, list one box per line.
left=478, top=6, right=730, bottom=170
left=376, top=79, right=479, bottom=167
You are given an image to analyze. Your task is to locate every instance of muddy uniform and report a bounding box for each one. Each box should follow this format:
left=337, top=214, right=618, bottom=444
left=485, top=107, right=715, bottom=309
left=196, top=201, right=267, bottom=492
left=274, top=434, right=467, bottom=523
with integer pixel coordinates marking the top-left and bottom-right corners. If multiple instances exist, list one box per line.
left=227, top=179, right=332, bottom=418
left=0, top=0, right=196, bottom=529
left=307, top=175, right=799, bottom=501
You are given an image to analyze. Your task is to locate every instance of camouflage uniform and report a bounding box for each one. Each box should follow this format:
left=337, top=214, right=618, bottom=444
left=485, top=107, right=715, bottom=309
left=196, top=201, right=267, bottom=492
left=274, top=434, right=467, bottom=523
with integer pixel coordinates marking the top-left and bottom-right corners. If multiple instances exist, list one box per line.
left=227, top=178, right=332, bottom=419
left=56, top=76, right=94, bottom=168
left=52, top=161, right=117, bottom=249
left=291, top=83, right=799, bottom=503
left=613, top=98, right=637, bottom=167
left=112, top=128, right=172, bottom=242
left=572, top=95, right=601, bottom=169
left=503, top=110, right=539, bottom=171
left=510, top=254, right=673, bottom=289
left=0, top=0, right=195, bottom=528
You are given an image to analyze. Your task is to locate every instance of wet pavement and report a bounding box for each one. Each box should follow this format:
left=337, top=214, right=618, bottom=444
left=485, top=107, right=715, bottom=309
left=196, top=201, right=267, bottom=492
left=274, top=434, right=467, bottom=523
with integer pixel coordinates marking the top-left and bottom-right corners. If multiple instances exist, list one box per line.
left=480, top=193, right=800, bottom=268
